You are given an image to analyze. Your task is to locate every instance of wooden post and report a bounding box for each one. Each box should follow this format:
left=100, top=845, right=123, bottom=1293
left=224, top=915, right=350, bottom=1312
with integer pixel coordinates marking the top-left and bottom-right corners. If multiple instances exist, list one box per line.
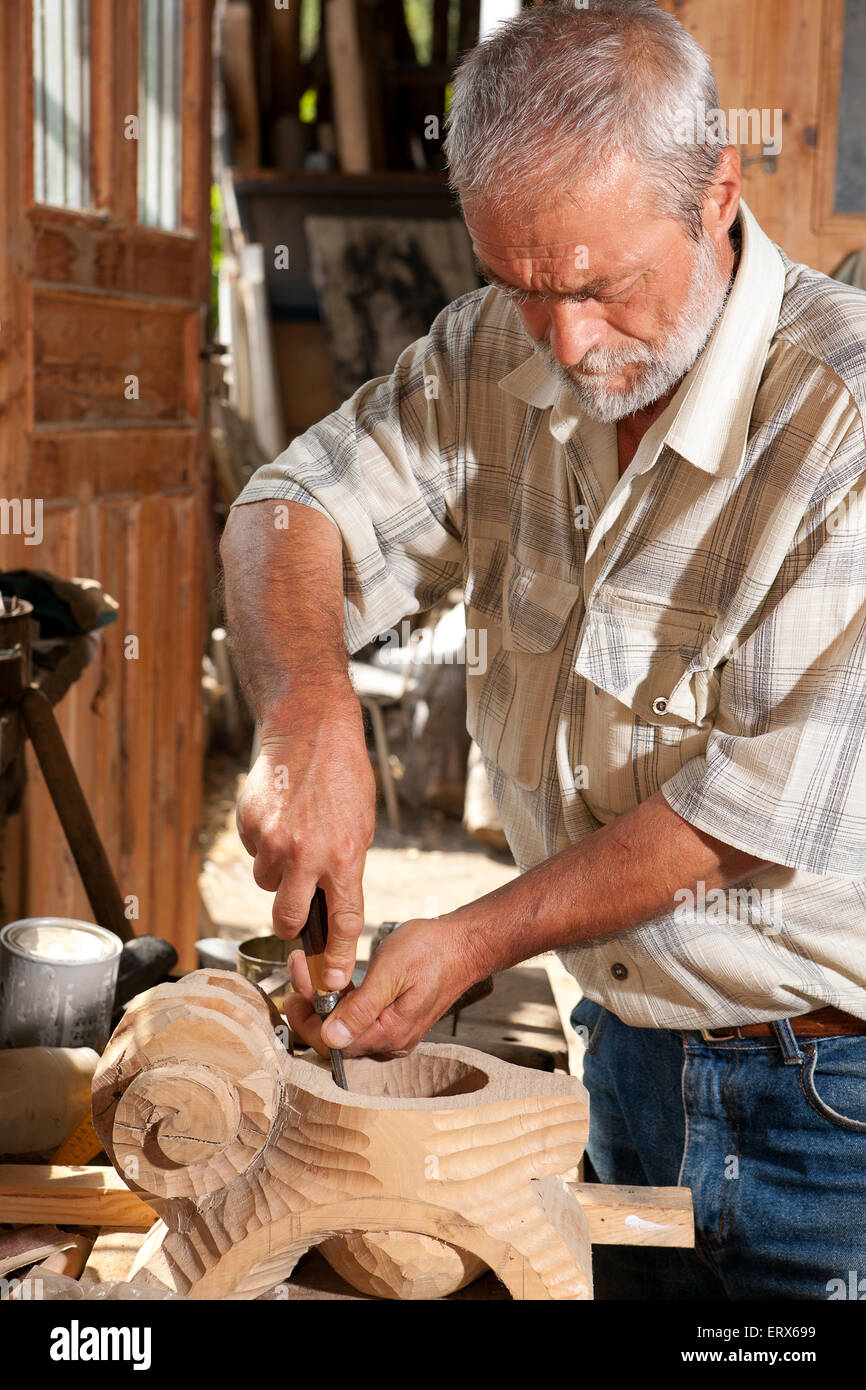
left=324, top=0, right=373, bottom=172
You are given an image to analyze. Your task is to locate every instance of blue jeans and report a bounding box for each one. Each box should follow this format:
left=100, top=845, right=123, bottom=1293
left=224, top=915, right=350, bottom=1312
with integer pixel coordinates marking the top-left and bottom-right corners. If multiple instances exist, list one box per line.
left=570, top=998, right=866, bottom=1300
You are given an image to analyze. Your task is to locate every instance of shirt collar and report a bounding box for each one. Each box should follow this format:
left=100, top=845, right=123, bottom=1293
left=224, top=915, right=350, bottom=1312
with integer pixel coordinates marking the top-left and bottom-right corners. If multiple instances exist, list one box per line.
left=497, top=348, right=561, bottom=409
left=497, top=200, right=786, bottom=477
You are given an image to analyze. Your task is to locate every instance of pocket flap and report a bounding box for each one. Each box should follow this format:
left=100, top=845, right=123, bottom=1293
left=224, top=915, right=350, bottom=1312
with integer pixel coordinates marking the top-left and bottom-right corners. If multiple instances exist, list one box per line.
left=575, top=591, right=719, bottom=727
left=503, top=554, right=583, bottom=652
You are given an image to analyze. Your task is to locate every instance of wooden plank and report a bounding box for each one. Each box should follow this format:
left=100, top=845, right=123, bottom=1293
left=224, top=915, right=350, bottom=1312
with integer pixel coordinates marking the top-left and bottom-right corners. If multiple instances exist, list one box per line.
left=81, top=1226, right=156, bottom=1283
left=33, top=288, right=197, bottom=425
left=172, top=493, right=208, bottom=971
left=325, top=0, right=373, bottom=173
left=0, top=807, right=27, bottom=922
left=458, top=0, right=481, bottom=54
left=0, top=2, right=31, bottom=507
left=30, top=429, right=201, bottom=499
left=30, top=210, right=203, bottom=299
left=220, top=2, right=261, bottom=170
left=571, top=1183, right=694, bottom=1248
left=266, top=0, right=303, bottom=117
left=150, top=502, right=182, bottom=948
left=119, top=498, right=159, bottom=935
left=182, top=0, right=215, bottom=297
left=432, top=0, right=450, bottom=64
left=91, top=0, right=139, bottom=224
left=237, top=243, right=287, bottom=457
left=0, top=1226, right=79, bottom=1277
left=38, top=1232, right=93, bottom=1279
left=0, top=1167, right=156, bottom=1228
left=96, top=501, right=133, bottom=903
left=272, top=320, right=340, bottom=437
left=428, top=961, right=570, bottom=1071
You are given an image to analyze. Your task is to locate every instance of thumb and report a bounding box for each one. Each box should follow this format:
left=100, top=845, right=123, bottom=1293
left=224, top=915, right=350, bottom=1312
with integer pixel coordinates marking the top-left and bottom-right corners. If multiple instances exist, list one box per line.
left=320, top=957, right=403, bottom=1049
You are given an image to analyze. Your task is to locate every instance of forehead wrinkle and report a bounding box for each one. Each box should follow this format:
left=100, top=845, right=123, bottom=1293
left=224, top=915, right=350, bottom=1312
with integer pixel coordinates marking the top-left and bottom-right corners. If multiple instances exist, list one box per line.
left=472, top=252, right=627, bottom=300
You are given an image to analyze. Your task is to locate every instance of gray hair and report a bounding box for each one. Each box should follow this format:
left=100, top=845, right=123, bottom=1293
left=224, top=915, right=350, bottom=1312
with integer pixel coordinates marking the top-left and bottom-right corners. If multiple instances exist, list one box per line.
left=444, top=0, right=727, bottom=240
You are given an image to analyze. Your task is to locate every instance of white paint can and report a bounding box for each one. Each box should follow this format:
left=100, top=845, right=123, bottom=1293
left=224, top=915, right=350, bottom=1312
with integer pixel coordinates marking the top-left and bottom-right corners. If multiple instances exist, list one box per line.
left=0, top=918, right=122, bottom=1050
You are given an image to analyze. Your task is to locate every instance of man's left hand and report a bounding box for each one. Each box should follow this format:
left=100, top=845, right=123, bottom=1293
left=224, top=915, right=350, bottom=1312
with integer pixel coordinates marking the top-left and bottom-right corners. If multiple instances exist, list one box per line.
left=283, top=916, right=486, bottom=1058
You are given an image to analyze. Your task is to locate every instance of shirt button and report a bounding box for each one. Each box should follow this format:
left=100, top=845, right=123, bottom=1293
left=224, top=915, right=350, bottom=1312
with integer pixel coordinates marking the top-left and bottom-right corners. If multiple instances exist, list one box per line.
left=611, top=962, right=628, bottom=981
left=652, top=696, right=668, bottom=715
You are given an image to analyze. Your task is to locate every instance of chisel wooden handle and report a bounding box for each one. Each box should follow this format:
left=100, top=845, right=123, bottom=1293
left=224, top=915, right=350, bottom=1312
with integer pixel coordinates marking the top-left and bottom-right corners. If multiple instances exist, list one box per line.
left=299, top=887, right=349, bottom=1090
left=300, top=887, right=330, bottom=994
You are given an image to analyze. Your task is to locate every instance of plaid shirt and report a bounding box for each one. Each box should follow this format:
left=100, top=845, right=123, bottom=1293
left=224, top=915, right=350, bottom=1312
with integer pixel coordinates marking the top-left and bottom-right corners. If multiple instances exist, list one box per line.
left=233, top=201, right=866, bottom=1029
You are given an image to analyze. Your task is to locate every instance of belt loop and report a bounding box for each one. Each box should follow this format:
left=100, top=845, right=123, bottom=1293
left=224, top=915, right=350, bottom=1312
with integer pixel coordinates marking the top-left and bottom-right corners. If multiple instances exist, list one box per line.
left=771, top=1018, right=804, bottom=1065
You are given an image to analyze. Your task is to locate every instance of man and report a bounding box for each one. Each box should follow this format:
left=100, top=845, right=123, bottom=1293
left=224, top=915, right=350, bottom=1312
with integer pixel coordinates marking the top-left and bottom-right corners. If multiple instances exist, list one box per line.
left=221, top=1, right=866, bottom=1299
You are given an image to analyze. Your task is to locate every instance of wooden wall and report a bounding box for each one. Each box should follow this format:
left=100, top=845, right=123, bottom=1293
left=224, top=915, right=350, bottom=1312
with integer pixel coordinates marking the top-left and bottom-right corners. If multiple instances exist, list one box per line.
left=0, top=1, right=214, bottom=967
left=660, top=0, right=866, bottom=273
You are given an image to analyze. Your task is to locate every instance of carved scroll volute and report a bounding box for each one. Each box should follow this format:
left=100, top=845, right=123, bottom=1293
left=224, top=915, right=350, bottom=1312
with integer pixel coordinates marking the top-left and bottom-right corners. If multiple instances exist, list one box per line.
left=92, top=971, right=286, bottom=1203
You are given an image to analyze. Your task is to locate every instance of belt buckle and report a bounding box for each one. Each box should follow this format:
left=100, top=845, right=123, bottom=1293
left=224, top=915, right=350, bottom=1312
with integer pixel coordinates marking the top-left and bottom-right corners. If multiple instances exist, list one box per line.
left=701, top=1027, right=739, bottom=1042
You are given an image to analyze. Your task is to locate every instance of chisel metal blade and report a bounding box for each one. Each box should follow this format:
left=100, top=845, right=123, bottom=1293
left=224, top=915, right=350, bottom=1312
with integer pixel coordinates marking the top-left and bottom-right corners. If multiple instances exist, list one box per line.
left=313, top=990, right=348, bottom=1089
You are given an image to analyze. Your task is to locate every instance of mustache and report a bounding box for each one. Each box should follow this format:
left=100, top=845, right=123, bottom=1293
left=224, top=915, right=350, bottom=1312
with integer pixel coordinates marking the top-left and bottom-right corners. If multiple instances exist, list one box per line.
left=535, top=338, right=656, bottom=377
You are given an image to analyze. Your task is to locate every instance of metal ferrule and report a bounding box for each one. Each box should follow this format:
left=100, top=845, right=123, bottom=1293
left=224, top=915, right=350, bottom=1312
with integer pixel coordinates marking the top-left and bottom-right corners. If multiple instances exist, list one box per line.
left=313, top=991, right=340, bottom=1018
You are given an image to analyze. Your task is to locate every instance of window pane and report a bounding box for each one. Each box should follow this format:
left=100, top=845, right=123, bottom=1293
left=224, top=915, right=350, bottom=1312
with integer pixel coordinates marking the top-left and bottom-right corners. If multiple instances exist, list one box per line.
left=480, top=0, right=522, bottom=40
left=138, top=0, right=183, bottom=229
left=33, top=0, right=92, bottom=209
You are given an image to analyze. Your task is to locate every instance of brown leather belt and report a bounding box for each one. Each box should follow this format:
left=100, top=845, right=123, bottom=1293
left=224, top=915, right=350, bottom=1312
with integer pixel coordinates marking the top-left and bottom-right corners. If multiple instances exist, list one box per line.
left=700, top=1005, right=866, bottom=1043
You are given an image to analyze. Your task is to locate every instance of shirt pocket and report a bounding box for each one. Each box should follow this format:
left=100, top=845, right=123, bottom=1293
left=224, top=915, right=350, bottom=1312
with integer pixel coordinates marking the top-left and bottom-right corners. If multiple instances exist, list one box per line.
left=574, top=591, right=721, bottom=821
left=465, top=543, right=583, bottom=792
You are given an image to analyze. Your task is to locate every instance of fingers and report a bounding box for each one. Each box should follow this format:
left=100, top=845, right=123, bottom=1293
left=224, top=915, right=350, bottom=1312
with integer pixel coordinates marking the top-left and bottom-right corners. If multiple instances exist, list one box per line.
left=235, top=804, right=257, bottom=859
left=317, top=870, right=365, bottom=990
left=233, top=728, right=374, bottom=964
left=282, top=989, right=327, bottom=1057
left=271, top=871, right=320, bottom=939
left=289, top=949, right=313, bottom=999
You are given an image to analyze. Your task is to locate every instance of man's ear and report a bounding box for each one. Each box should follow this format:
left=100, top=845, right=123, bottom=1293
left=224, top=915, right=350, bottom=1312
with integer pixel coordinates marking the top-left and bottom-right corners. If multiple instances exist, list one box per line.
left=702, top=145, right=742, bottom=244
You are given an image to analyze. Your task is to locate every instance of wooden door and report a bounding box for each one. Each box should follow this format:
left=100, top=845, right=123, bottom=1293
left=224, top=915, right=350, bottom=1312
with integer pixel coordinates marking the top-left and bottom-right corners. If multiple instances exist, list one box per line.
left=0, top=0, right=213, bottom=966
left=660, top=0, right=866, bottom=273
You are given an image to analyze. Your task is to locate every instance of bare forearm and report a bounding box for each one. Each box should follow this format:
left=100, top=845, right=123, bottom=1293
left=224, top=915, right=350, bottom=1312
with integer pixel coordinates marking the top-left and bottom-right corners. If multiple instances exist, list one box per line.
left=220, top=500, right=354, bottom=731
left=448, top=790, right=768, bottom=976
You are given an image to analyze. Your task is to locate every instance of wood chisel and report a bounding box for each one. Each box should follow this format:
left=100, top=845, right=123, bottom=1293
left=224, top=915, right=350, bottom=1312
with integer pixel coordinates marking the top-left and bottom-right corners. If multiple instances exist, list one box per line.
left=300, top=887, right=349, bottom=1090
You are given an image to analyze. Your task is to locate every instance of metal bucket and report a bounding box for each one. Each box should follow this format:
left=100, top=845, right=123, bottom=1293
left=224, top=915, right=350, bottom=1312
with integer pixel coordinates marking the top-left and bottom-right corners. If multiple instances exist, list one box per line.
left=237, top=933, right=298, bottom=1014
left=0, top=918, right=122, bottom=1049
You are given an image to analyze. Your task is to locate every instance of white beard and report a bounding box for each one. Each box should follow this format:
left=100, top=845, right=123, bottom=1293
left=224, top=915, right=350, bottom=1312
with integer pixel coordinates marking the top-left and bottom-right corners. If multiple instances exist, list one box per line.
left=529, top=232, right=732, bottom=425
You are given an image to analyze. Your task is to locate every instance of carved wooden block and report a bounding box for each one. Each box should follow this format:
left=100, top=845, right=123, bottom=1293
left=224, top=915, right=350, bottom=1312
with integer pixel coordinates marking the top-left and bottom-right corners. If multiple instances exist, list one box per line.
left=92, top=969, right=594, bottom=1300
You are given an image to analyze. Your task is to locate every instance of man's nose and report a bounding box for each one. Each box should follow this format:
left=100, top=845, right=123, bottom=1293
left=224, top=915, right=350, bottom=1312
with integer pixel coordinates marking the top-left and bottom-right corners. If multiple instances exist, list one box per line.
left=546, top=300, right=607, bottom=366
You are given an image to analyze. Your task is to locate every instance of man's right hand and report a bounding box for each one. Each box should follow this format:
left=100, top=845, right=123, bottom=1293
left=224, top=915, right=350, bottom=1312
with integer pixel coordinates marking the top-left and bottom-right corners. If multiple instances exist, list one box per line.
left=235, top=693, right=376, bottom=991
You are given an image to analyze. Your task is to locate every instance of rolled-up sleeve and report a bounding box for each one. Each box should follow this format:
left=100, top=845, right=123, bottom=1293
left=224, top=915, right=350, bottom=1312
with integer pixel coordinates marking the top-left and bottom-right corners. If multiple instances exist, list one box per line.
left=662, top=454, right=866, bottom=876
left=231, top=299, right=472, bottom=653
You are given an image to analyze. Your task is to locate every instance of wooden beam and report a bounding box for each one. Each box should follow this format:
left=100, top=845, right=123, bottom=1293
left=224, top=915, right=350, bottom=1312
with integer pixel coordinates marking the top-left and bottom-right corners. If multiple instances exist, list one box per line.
left=325, top=0, right=373, bottom=172
left=0, top=1166, right=156, bottom=1228
left=458, top=0, right=481, bottom=54
left=571, top=1182, right=694, bottom=1247
left=220, top=2, right=261, bottom=170
left=81, top=1226, right=157, bottom=1284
